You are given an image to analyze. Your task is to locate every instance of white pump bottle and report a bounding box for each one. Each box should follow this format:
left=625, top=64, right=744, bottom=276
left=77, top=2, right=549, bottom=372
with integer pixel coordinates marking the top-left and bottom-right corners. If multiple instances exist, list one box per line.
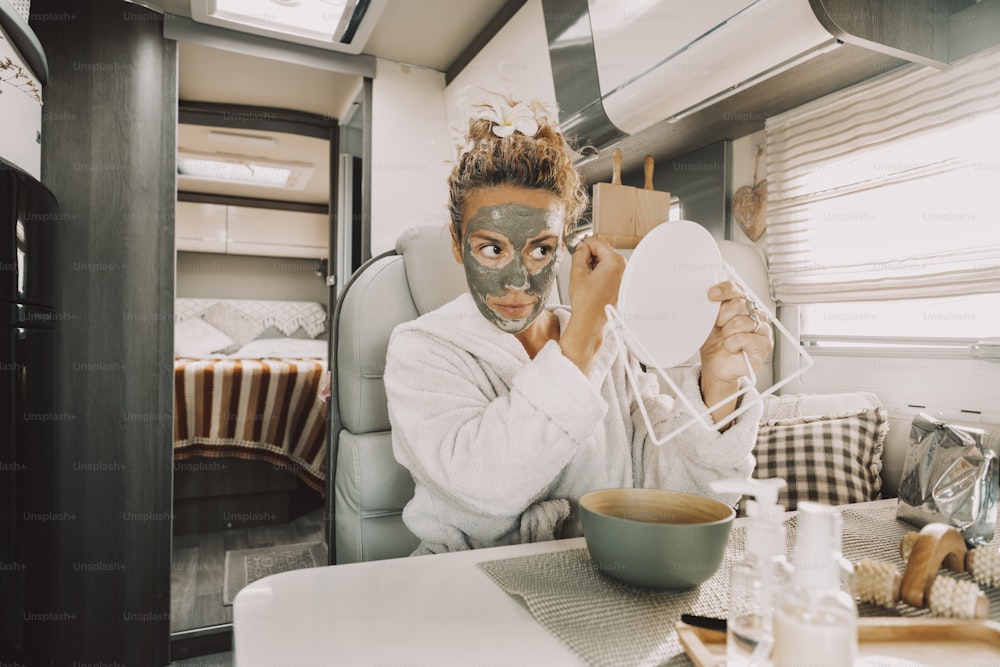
left=709, top=477, right=791, bottom=667
left=772, top=502, right=858, bottom=667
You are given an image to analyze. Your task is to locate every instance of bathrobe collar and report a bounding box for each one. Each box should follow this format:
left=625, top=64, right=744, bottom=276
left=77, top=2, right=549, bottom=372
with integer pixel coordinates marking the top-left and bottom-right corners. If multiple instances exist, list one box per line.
left=410, top=293, right=620, bottom=384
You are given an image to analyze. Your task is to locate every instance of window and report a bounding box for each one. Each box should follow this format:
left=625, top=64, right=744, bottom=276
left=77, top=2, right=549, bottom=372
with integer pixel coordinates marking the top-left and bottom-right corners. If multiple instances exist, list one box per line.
left=800, top=295, right=1000, bottom=359
left=765, top=45, right=1000, bottom=356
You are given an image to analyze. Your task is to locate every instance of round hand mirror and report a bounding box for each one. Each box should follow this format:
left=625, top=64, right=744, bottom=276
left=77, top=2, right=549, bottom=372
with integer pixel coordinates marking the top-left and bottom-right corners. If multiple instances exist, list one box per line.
left=616, top=220, right=725, bottom=368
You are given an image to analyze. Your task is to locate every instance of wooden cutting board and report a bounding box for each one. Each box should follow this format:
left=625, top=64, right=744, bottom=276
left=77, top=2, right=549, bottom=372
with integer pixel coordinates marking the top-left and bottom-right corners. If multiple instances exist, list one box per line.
left=592, top=149, right=672, bottom=248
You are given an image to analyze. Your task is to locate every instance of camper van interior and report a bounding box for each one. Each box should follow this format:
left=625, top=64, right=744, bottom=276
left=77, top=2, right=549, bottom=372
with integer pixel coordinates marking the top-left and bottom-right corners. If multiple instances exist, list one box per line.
left=1, top=0, right=998, bottom=664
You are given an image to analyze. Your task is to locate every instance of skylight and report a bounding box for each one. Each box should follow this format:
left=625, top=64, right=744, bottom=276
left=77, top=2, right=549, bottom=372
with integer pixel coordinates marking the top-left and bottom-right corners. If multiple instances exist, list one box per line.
left=177, top=153, right=315, bottom=190
left=210, top=0, right=351, bottom=43
left=190, top=0, right=386, bottom=53
left=178, top=157, right=290, bottom=187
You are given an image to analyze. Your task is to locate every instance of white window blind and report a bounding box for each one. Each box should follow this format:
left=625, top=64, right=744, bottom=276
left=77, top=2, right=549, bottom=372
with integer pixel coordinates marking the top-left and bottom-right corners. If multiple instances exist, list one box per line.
left=765, top=45, right=1000, bottom=305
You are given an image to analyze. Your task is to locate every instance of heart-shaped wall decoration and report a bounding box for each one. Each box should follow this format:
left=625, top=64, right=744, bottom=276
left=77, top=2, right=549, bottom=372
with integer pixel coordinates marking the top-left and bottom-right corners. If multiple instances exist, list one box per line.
left=734, top=145, right=768, bottom=242
left=734, top=178, right=767, bottom=241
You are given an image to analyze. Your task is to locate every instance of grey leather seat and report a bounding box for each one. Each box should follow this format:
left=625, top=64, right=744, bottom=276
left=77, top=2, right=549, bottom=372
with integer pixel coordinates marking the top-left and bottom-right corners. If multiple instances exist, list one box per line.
left=331, top=225, right=466, bottom=564
left=330, top=224, right=775, bottom=564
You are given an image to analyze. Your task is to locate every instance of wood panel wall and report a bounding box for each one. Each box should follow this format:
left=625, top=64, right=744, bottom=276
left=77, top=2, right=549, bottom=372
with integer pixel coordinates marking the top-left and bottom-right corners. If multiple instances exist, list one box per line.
left=29, top=2, right=175, bottom=664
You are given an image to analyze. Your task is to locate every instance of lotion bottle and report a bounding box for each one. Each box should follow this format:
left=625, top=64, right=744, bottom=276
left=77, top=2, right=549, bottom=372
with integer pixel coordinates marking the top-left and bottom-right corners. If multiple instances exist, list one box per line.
left=772, top=502, right=858, bottom=667
left=710, top=478, right=791, bottom=667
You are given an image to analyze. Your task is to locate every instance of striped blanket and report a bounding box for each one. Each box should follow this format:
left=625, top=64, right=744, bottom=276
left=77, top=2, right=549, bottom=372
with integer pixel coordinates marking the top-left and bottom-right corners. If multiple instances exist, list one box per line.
left=173, top=357, right=329, bottom=493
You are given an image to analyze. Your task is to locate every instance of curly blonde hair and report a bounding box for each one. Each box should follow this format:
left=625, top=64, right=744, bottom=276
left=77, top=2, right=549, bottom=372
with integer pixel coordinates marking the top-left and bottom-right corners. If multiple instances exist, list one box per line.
left=448, top=102, right=588, bottom=241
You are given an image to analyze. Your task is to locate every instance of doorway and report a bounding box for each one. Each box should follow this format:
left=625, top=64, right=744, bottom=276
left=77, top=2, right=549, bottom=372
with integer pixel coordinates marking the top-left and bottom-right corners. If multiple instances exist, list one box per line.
left=168, top=40, right=368, bottom=660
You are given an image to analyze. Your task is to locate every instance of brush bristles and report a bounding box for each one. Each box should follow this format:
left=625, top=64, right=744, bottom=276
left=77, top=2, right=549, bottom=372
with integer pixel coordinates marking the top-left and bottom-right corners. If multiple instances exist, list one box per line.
left=968, top=548, right=1000, bottom=587
left=855, top=559, right=899, bottom=608
left=927, top=576, right=986, bottom=619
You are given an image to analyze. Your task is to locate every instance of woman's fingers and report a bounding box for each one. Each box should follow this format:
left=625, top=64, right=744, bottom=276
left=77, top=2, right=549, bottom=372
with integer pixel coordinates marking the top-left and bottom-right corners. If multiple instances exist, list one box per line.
left=701, top=281, right=775, bottom=384
left=707, top=281, right=743, bottom=302
left=567, top=236, right=626, bottom=318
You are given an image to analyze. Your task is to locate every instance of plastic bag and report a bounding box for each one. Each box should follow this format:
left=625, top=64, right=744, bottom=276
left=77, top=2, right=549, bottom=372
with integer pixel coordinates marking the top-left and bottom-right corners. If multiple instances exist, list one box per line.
left=896, top=413, right=999, bottom=546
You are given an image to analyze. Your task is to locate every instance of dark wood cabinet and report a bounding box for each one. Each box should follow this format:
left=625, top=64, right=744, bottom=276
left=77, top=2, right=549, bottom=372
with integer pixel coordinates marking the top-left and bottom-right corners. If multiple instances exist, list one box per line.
left=29, top=2, right=176, bottom=664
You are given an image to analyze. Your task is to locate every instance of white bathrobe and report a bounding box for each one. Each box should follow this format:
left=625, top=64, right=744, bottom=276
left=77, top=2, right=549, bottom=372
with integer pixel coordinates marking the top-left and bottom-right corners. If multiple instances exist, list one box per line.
left=385, top=293, right=761, bottom=555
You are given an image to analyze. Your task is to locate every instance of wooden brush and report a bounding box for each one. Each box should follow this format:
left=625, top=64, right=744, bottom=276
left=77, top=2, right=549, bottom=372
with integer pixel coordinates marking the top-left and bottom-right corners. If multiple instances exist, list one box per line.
left=854, top=557, right=988, bottom=618
left=900, top=523, right=968, bottom=608
left=901, top=528, right=1000, bottom=587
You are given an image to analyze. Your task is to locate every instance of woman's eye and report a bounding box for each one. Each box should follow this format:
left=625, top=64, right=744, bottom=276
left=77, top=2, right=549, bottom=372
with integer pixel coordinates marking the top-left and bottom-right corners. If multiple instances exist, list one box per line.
left=480, top=244, right=502, bottom=258
left=529, top=245, right=551, bottom=259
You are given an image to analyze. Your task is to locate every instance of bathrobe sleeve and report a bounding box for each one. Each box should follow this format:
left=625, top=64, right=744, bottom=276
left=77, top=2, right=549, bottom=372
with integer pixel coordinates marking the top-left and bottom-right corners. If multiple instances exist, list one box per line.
left=627, top=359, right=762, bottom=507
left=385, top=329, right=608, bottom=518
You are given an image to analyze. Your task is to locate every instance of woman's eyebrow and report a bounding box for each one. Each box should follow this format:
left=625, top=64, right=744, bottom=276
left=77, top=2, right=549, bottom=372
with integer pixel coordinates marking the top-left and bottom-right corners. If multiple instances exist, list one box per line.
left=467, top=230, right=509, bottom=243
left=527, top=232, right=559, bottom=245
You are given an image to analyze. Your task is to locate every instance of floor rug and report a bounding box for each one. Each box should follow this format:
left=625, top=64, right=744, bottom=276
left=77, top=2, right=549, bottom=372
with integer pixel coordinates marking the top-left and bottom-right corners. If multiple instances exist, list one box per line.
left=223, top=541, right=327, bottom=605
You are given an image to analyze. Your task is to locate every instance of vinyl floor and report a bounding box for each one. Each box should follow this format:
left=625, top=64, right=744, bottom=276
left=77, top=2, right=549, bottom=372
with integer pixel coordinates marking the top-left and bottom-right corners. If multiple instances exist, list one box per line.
left=170, top=508, right=326, bottom=633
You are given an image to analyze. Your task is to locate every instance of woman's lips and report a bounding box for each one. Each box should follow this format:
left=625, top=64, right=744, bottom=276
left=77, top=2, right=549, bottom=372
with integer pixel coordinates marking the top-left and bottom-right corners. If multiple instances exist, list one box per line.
left=492, top=300, right=535, bottom=319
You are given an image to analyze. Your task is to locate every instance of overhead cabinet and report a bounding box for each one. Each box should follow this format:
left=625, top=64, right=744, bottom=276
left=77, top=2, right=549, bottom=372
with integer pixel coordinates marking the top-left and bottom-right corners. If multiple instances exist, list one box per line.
left=528, top=0, right=994, bottom=180
left=176, top=201, right=328, bottom=259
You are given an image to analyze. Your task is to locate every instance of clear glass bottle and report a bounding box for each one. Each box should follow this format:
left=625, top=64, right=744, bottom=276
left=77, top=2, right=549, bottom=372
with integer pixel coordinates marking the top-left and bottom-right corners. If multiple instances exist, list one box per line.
left=772, top=502, right=858, bottom=667
left=710, top=478, right=791, bottom=667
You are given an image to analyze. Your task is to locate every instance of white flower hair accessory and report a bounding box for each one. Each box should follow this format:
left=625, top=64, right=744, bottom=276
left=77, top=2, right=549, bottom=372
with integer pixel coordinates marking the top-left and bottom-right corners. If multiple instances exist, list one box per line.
left=449, top=89, right=558, bottom=162
left=481, top=99, right=539, bottom=138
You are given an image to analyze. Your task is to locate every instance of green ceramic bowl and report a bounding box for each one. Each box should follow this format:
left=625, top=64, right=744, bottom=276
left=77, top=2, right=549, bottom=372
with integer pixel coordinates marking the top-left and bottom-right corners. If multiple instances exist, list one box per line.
left=579, top=488, right=735, bottom=590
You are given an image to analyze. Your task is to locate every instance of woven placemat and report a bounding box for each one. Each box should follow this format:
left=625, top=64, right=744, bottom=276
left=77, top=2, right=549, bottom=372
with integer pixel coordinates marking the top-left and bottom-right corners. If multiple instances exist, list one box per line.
left=477, top=502, right=1000, bottom=667
left=477, top=538, right=745, bottom=667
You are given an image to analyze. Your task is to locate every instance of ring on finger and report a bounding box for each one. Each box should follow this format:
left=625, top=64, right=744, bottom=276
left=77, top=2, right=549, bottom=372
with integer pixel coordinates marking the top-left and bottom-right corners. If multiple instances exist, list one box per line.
left=751, top=317, right=762, bottom=334
left=745, top=297, right=760, bottom=317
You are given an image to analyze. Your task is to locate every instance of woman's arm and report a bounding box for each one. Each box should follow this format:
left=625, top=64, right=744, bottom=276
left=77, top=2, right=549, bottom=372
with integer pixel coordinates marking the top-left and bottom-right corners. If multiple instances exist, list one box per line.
left=560, top=237, right=625, bottom=374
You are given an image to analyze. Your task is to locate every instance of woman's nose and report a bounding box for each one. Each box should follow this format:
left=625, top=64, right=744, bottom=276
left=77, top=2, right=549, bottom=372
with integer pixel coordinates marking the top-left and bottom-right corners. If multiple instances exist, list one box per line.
left=504, top=261, right=530, bottom=290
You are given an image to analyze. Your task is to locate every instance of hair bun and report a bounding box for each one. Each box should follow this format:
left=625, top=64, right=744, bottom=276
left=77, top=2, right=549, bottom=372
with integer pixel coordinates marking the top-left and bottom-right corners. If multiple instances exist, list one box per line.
left=448, top=91, right=588, bottom=239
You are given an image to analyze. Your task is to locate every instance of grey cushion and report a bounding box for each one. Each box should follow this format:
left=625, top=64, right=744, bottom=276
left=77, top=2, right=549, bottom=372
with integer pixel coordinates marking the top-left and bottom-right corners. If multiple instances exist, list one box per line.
left=333, top=430, right=419, bottom=563
left=336, top=431, right=416, bottom=512
left=395, top=225, right=469, bottom=315
left=336, top=255, right=418, bottom=436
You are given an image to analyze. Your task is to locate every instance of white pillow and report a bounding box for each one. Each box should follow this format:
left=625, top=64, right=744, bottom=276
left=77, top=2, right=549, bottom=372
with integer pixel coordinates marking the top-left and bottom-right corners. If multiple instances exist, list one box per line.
left=175, top=318, right=235, bottom=357
left=201, top=302, right=265, bottom=351
left=227, top=338, right=328, bottom=359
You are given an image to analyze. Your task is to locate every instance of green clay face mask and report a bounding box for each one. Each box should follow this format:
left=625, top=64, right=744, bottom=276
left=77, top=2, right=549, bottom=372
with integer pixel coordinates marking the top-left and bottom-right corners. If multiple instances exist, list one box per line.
left=462, top=202, right=562, bottom=334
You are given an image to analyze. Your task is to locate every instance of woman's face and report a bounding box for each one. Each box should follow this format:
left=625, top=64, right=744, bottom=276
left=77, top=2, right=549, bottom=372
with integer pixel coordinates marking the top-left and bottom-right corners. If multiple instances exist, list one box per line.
left=453, top=186, right=565, bottom=333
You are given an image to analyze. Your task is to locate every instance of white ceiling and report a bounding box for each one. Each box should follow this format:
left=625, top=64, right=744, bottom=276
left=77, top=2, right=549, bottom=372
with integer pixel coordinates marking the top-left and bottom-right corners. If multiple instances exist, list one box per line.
left=179, top=41, right=361, bottom=120
left=363, top=0, right=511, bottom=72
left=173, top=0, right=511, bottom=204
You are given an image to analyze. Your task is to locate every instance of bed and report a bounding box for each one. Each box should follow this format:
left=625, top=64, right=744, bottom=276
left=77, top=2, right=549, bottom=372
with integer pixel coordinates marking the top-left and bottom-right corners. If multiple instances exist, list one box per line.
left=172, top=298, right=330, bottom=532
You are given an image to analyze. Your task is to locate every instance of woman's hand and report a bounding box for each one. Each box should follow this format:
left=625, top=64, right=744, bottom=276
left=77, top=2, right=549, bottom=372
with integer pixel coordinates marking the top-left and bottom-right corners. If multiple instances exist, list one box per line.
left=560, top=237, right=626, bottom=374
left=699, top=281, right=774, bottom=427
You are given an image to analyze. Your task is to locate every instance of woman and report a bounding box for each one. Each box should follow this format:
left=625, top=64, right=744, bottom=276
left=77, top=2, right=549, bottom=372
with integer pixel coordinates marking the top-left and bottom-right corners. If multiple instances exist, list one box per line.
left=384, top=97, right=772, bottom=555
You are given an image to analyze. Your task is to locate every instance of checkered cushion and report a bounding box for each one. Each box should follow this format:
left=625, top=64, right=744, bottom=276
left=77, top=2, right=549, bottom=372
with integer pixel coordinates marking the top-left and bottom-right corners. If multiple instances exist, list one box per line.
left=753, top=407, right=888, bottom=510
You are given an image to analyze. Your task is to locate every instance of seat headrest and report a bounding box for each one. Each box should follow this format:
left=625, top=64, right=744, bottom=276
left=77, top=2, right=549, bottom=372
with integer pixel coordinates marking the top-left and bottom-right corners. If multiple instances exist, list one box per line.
left=395, top=225, right=469, bottom=315
left=717, top=240, right=775, bottom=312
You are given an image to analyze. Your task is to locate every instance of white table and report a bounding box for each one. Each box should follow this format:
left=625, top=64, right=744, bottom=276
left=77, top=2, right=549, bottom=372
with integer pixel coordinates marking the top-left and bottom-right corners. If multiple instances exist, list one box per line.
left=233, top=500, right=993, bottom=666
left=233, top=537, right=594, bottom=666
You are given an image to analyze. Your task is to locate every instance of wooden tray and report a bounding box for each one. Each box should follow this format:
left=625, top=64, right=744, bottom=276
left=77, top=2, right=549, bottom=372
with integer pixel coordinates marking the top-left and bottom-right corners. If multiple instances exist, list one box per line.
left=678, top=617, right=1000, bottom=667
